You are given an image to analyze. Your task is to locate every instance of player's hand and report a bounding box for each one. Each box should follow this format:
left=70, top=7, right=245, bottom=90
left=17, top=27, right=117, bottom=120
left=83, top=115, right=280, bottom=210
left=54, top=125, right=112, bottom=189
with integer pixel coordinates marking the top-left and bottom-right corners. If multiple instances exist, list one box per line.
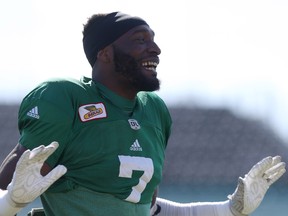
left=228, top=156, right=286, bottom=216
left=6, top=142, right=67, bottom=207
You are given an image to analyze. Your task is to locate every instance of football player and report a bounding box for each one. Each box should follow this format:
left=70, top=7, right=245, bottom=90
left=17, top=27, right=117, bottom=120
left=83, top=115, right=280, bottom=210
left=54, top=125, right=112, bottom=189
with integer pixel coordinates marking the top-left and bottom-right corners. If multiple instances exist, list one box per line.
left=0, top=12, right=286, bottom=216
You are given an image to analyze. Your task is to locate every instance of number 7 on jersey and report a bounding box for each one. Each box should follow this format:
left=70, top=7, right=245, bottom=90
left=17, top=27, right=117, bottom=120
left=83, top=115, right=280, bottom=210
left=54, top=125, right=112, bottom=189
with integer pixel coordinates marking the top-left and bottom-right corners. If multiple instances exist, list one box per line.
left=118, top=155, right=154, bottom=203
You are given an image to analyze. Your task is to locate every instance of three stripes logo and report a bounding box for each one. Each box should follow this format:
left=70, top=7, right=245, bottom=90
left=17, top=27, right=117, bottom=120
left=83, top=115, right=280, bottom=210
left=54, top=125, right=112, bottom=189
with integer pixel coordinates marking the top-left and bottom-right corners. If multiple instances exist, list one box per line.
left=130, top=139, right=142, bottom=151
left=27, top=106, right=40, bottom=119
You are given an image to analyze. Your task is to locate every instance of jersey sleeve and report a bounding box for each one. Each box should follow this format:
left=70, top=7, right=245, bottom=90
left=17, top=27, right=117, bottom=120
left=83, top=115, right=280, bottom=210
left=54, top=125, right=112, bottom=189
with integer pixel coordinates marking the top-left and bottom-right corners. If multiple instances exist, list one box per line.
left=142, top=92, right=172, bottom=147
left=155, top=94, right=172, bottom=146
left=18, top=80, right=75, bottom=168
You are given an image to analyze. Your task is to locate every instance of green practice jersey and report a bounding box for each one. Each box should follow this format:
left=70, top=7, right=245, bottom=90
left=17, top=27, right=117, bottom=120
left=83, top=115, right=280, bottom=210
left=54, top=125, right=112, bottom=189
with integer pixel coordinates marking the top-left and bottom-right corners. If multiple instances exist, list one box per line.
left=18, top=77, right=172, bottom=215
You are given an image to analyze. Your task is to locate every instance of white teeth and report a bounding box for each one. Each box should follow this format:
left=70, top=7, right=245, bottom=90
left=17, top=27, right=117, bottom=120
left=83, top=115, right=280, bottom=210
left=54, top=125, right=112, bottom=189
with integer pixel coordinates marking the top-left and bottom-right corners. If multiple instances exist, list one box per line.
left=146, top=67, right=155, bottom=71
left=142, top=61, right=158, bottom=67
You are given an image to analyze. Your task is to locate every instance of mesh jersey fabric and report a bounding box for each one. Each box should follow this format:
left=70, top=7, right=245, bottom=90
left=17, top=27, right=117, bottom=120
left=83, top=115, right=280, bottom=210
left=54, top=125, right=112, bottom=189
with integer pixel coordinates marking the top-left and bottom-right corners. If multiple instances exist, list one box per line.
left=18, top=76, right=172, bottom=215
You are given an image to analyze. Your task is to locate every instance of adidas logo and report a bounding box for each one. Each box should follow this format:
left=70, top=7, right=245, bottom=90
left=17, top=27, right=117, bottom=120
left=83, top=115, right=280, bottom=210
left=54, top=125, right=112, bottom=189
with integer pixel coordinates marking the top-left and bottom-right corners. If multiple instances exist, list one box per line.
left=130, top=139, right=142, bottom=151
left=27, top=106, right=40, bottom=119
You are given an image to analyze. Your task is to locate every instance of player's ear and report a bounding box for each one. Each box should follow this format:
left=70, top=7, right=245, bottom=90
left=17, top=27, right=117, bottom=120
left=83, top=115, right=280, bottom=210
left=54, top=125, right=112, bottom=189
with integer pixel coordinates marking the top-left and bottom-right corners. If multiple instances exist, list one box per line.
left=97, top=46, right=113, bottom=63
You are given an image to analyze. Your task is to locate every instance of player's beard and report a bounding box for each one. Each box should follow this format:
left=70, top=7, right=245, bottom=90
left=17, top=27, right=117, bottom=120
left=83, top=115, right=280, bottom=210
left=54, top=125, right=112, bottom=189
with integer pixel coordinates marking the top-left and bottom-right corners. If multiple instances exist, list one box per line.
left=112, top=45, right=160, bottom=92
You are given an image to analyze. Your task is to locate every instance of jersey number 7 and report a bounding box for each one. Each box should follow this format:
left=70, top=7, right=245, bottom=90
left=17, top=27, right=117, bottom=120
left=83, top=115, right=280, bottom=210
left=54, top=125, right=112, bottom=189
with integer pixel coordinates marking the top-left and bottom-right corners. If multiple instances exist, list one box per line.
left=118, top=155, right=154, bottom=203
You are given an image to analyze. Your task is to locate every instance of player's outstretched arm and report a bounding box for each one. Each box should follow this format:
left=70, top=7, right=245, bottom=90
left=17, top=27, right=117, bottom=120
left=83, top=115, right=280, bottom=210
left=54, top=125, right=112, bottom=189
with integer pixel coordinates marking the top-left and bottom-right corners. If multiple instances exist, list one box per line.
left=228, top=155, right=285, bottom=215
left=0, top=142, right=67, bottom=216
left=151, top=156, right=286, bottom=216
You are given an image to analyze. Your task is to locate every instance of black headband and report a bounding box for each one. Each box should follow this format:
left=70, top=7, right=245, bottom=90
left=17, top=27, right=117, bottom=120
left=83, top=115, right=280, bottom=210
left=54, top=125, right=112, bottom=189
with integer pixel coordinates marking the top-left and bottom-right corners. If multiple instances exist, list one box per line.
left=83, top=12, right=148, bottom=67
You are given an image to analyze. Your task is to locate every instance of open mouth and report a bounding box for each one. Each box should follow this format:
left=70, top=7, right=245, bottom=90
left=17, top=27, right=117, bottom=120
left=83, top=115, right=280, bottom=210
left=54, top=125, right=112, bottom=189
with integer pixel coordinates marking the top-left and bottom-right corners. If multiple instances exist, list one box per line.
left=142, top=61, right=158, bottom=71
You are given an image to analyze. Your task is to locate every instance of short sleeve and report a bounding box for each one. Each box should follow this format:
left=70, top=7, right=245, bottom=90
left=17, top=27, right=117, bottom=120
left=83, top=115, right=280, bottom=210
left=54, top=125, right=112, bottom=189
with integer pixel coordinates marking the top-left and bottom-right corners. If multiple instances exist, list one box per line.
left=18, top=81, right=75, bottom=167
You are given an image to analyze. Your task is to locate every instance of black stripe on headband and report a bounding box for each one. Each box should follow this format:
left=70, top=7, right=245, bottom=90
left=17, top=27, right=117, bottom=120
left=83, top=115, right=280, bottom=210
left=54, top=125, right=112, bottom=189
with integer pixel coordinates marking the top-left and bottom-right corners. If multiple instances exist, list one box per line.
left=83, top=12, right=148, bottom=67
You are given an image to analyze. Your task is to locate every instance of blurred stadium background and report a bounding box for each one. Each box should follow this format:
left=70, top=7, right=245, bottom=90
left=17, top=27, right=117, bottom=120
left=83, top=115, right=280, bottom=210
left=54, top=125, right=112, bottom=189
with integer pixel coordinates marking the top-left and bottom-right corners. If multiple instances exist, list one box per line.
left=1, top=103, right=288, bottom=216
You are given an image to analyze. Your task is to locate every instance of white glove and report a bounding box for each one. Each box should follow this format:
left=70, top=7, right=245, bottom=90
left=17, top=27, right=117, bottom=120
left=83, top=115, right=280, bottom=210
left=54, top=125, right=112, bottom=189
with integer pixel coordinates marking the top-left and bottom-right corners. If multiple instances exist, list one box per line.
left=228, top=156, right=286, bottom=216
left=0, top=142, right=67, bottom=216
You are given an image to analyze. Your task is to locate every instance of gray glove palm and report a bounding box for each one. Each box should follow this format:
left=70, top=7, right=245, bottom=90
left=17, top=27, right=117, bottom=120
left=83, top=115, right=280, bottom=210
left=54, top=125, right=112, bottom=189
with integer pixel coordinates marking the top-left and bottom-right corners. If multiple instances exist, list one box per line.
left=7, top=142, right=67, bottom=207
left=228, top=156, right=286, bottom=215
